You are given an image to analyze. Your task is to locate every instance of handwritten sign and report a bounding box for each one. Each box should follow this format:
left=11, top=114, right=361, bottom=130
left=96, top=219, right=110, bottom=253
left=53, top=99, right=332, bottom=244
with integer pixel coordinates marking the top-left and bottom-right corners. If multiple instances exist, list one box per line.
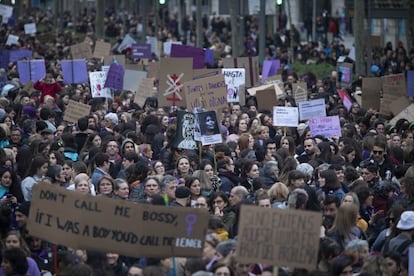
left=361, top=77, right=381, bottom=111
left=184, top=74, right=227, bottom=112
left=135, top=78, right=155, bottom=106
left=6, top=34, right=19, bottom=46
left=389, top=104, right=414, bottom=125
left=170, top=44, right=205, bottom=69
left=93, top=41, right=111, bottom=58
left=24, top=23, right=36, bottom=34
left=17, top=60, right=46, bottom=84
left=222, top=56, right=259, bottom=88
left=0, top=4, right=13, bottom=19
left=63, top=100, right=91, bottom=123
left=89, top=71, right=111, bottom=98
left=221, top=68, right=245, bottom=103
left=256, top=85, right=283, bottom=112
left=292, top=81, right=308, bottom=103
left=132, top=44, right=152, bottom=59
left=104, top=63, right=125, bottom=90
left=61, top=60, right=88, bottom=84
left=174, top=111, right=198, bottom=150
left=381, top=73, right=408, bottom=115
left=71, top=42, right=92, bottom=60
left=236, top=205, right=321, bottom=270
left=298, top=98, right=326, bottom=121
left=309, top=115, right=342, bottom=138
left=27, top=184, right=208, bottom=258
left=273, top=106, right=299, bottom=127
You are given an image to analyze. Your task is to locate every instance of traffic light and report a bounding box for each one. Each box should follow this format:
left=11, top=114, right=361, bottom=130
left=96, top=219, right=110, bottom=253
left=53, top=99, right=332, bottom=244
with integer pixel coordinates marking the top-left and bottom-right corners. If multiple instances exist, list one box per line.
left=159, top=0, right=166, bottom=4
left=276, top=0, right=283, bottom=5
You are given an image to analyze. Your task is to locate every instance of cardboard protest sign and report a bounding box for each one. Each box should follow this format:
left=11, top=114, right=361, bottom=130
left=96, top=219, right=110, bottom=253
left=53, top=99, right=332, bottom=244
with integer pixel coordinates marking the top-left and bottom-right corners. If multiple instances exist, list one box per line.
left=93, top=41, right=111, bottom=58
left=24, top=23, right=36, bottom=34
left=132, top=44, right=152, bottom=59
left=27, top=184, right=209, bottom=258
left=361, top=77, right=381, bottom=111
left=236, top=205, right=322, bottom=270
left=163, top=41, right=182, bottom=56
left=174, top=111, right=198, bottom=150
left=292, top=81, right=308, bottom=103
left=146, top=62, right=160, bottom=80
left=104, top=55, right=126, bottom=67
left=6, top=34, right=18, bottom=46
left=184, top=74, right=227, bottom=112
left=193, top=69, right=220, bottom=80
left=17, top=59, right=46, bottom=84
left=389, top=104, right=414, bottom=125
left=222, top=56, right=259, bottom=88
left=197, top=111, right=222, bottom=145
left=135, top=78, right=155, bottom=106
left=170, top=44, right=205, bottom=69
left=89, top=71, right=111, bottom=98
left=309, top=115, right=342, bottom=138
left=71, top=42, right=92, bottom=60
left=117, top=34, right=136, bottom=53
left=298, top=98, right=327, bottom=121
left=104, top=63, right=125, bottom=90
left=256, top=86, right=279, bottom=112
left=407, top=71, right=414, bottom=97
left=63, top=100, right=91, bottom=123
left=61, top=60, right=88, bottom=84
left=158, top=58, right=193, bottom=107
left=123, top=70, right=147, bottom=92
left=261, top=60, right=280, bottom=83
left=381, top=73, right=408, bottom=115
left=273, top=106, right=299, bottom=127
left=222, top=68, right=245, bottom=103
left=9, top=49, right=32, bottom=63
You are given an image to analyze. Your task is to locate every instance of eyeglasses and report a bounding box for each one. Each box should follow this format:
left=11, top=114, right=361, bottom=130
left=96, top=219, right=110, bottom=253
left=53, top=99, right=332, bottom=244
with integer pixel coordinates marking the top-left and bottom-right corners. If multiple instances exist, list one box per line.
left=373, top=150, right=383, bottom=155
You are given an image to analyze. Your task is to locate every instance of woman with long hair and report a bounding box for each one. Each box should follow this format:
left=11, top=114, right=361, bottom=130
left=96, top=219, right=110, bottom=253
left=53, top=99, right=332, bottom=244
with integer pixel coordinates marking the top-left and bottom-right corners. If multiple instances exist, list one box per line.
left=185, top=176, right=201, bottom=207
left=0, top=166, right=23, bottom=203
left=216, top=153, right=239, bottom=196
left=21, top=156, right=48, bottom=201
left=96, top=175, right=115, bottom=198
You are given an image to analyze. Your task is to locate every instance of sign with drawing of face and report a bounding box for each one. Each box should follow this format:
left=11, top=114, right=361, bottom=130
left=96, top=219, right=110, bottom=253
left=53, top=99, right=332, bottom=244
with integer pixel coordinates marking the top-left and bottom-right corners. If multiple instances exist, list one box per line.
left=174, top=111, right=197, bottom=150
left=197, top=111, right=222, bottom=146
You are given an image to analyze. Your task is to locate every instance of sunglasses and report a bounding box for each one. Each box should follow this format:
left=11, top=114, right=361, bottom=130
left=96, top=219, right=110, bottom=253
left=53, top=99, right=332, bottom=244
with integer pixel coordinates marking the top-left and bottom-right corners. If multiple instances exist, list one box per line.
left=373, top=150, right=383, bottom=155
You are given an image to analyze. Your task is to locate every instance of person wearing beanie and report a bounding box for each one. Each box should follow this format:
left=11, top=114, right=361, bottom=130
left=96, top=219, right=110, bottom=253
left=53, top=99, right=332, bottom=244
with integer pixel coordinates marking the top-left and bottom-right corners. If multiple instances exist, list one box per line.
left=215, top=239, right=236, bottom=262
left=171, top=186, right=190, bottom=207
left=14, top=201, right=31, bottom=230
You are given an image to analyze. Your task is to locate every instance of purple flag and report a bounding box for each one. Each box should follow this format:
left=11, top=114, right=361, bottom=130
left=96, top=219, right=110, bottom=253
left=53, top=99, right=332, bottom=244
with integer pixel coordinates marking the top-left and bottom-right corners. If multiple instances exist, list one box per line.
left=9, top=49, right=32, bottom=62
left=408, top=71, right=414, bottom=96
left=17, top=59, right=46, bottom=84
left=0, top=50, right=9, bottom=69
left=61, top=59, right=88, bottom=84
left=104, top=63, right=125, bottom=90
left=204, top=49, right=214, bottom=66
left=170, top=44, right=205, bottom=69
left=131, top=44, right=151, bottom=59
left=261, top=60, right=280, bottom=83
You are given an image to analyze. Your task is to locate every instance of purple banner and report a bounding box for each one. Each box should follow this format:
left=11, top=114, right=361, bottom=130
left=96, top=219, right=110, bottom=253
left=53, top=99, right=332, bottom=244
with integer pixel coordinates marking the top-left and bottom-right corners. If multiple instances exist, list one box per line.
left=204, top=49, right=214, bottom=66
left=17, top=59, right=46, bottom=84
left=104, top=63, right=125, bottom=90
left=261, top=60, right=280, bottom=83
left=61, top=60, right=88, bottom=84
left=0, top=50, right=9, bottom=69
left=170, top=44, right=205, bottom=69
left=9, top=49, right=32, bottom=63
left=408, top=71, right=414, bottom=97
left=131, top=44, right=152, bottom=59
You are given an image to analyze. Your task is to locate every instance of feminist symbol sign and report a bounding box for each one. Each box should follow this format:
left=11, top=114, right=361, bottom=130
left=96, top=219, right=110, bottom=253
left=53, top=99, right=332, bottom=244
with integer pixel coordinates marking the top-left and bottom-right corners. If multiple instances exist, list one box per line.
left=164, top=73, right=184, bottom=104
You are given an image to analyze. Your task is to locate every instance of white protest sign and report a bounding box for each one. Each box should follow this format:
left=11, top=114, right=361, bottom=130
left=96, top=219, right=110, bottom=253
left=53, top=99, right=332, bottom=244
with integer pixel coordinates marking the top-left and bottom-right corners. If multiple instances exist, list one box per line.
left=24, top=23, right=37, bottom=34
left=89, top=71, right=111, bottom=98
left=0, top=4, right=13, bottom=19
left=309, top=116, right=342, bottom=138
left=298, top=98, right=326, bottom=121
left=117, top=34, right=136, bottom=53
left=273, top=106, right=299, bottom=127
left=6, top=34, right=19, bottom=46
left=222, top=68, right=245, bottom=103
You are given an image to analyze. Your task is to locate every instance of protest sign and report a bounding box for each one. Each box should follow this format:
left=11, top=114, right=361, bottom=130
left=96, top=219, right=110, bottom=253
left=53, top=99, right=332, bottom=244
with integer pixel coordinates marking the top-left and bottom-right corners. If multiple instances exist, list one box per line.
left=381, top=73, right=408, bottom=115
left=71, top=42, right=92, bottom=60
left=256, top=86, right=279, bottom=112
left=17, top=60, right=46, bottom=84
left=6, top=34, right=18, bottom=46
left=174, top=111, right=198, bottom=150
left=407, top=71, right=414, bottom=97
left=337, top=62, right=353, bottom=87
left=89, top=71, right=111, bottom=98
left=337, top=89, right=352, bottom=111
left=221, top=68, right=245, bottom=103
left=9, top=49, right=32, bottom=63
left=135, top=78, right=155, bottom=106
left=0, top=4, right=13, bottom=19
left=197, top=111, right=222, bottom=145
left=361, top=77, right=381, bottom=111
left=61, top=60, right=88, bottom=84
left=193, top=69, right=220, bottom=80
left=146, top=36, right=159, bottom=57
left=104, top=55, right=126, bottom=67
left=222, top=56, right=259, bottom=87
left=27, top=184, right=208, bottom=258
left=117, top=34, right=136, bottom=53
left=261, top=60, right=280, bottom=83
left=63, top=100, right=91, bottom=123
left=24, top=23, right=36, bottom=34
left=93, top=41, right=111, bottom=58
left=292, top=81, right=308, bottom=103
left=236, top=205, right=321, bottom=270
left=163, top=41, right=182, bottom=56
left=158, top=58, right=193, bottom=107
left=104, top=63, right=125, bottom=90
left=131, top=44, right=152, bottom=59
left=389, top=104, right=414, bottom=125
left=204, top=49, right=215, bottom=66
left=0, top=50, right=8, bottom=69
left=273, top=106, right=299, bottom=127
left=123, top=70, right=147, bottom=92
left=298, top=98, right=327, bottom=121
left=184, top=74, right=227, bottom=112
left=170, top=44, right=205, bottom=69
left=146, top=62, right=160, bottom=80
left=309, top=116, right=342, bottom=138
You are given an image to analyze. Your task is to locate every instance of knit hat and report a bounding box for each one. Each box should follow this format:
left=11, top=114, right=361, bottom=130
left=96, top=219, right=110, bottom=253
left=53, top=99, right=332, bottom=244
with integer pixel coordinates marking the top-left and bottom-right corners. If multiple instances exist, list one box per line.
left=15, top=201, right=31, bottom=216
left=216, top=239, right=236, bottom=258
left=104, top=113, right=118, bottom=126
left=175, top=186, right=190, bottom=199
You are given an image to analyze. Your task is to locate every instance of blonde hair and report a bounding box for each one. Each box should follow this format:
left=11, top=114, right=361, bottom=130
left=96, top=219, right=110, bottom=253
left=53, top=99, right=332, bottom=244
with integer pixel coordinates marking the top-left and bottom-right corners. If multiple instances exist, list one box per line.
left=268, top=182, right=289, bottom=202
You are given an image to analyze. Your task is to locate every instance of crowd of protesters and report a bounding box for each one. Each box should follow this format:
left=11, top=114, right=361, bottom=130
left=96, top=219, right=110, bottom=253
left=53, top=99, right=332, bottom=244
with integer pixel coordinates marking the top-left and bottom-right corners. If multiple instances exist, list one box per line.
left=0, top=3, right=414, bottom=276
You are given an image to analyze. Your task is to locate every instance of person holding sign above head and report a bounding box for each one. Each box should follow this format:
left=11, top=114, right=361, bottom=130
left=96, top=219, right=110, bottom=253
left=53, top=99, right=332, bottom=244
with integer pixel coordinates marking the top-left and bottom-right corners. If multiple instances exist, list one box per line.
left=34, top=73, right=62, bottom=104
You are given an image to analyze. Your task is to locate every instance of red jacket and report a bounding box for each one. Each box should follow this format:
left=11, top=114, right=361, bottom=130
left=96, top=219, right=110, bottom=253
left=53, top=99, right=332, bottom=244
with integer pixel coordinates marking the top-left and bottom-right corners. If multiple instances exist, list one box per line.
left=34, top=81, right=62, bottom=103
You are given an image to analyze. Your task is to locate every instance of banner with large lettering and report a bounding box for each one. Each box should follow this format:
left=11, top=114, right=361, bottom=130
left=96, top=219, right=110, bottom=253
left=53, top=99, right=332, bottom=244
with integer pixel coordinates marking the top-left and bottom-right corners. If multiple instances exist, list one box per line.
left=27, top=184, right=209, bottom=258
